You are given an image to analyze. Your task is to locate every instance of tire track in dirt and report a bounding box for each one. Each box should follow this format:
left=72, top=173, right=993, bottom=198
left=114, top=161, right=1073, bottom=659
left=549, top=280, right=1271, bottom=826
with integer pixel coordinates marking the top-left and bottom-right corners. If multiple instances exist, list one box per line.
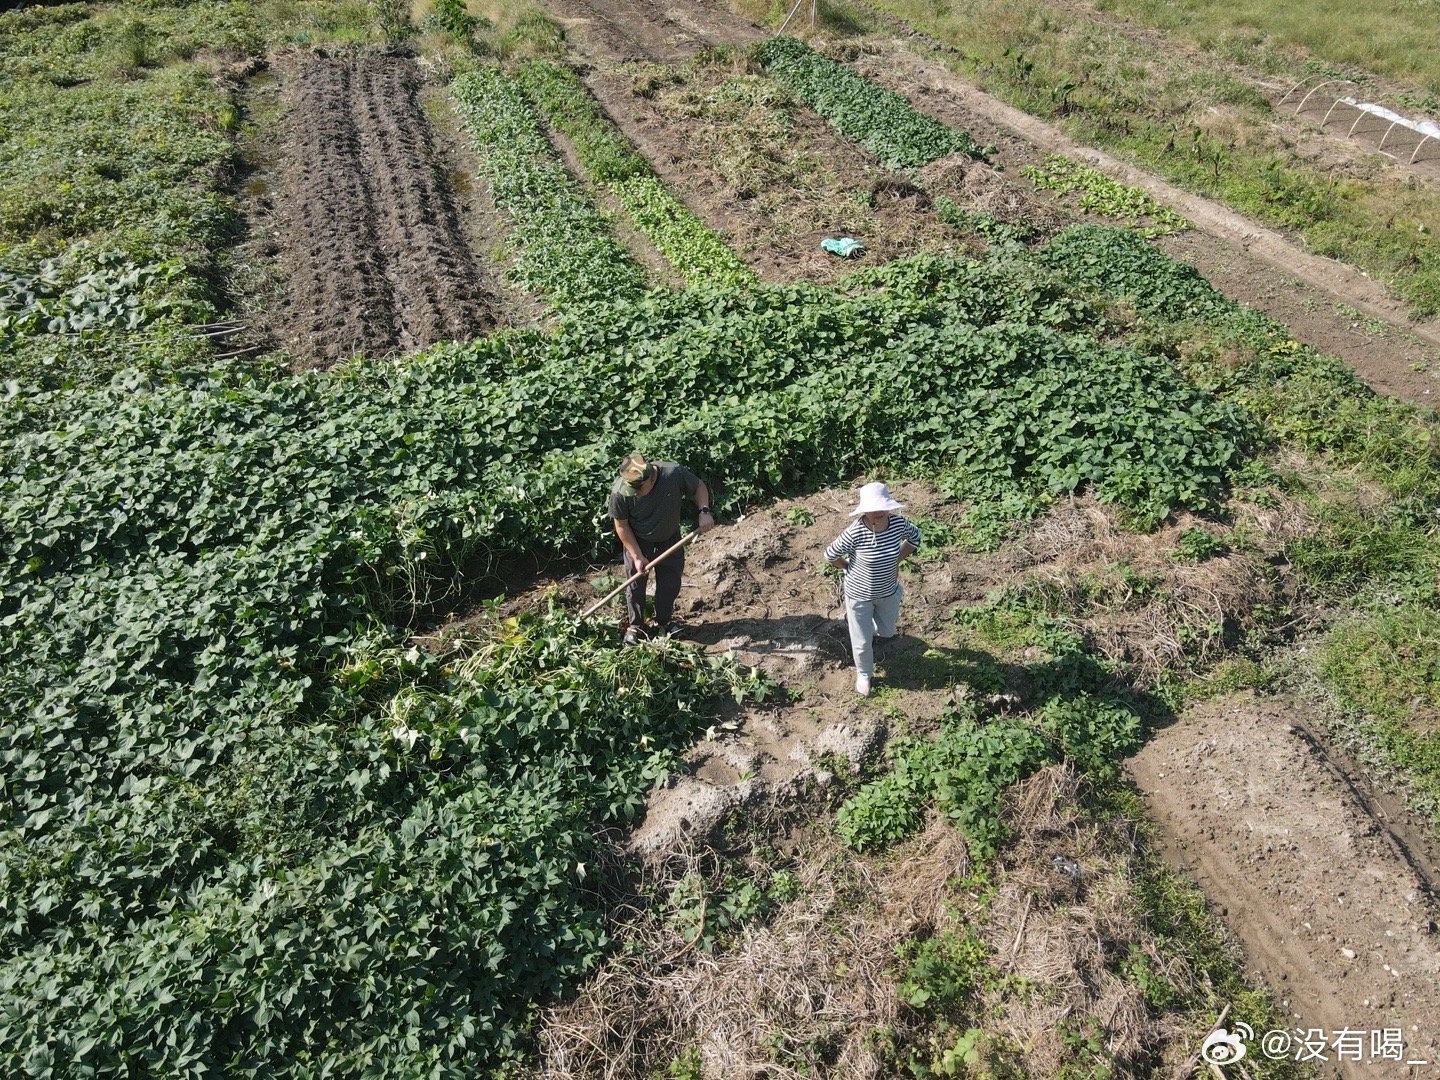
left=276, top=52, right=494, bottom=367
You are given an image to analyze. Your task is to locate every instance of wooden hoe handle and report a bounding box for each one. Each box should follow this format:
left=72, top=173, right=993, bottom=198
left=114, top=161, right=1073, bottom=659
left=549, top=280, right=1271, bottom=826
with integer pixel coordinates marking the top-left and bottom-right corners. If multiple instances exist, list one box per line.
left=579, top=531, right=698, bottom=620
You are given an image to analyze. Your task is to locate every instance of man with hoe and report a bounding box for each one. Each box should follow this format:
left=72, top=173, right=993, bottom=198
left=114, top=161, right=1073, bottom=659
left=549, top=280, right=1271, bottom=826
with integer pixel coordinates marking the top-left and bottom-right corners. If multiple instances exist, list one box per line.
left=608, top=452, right=716, bottom=645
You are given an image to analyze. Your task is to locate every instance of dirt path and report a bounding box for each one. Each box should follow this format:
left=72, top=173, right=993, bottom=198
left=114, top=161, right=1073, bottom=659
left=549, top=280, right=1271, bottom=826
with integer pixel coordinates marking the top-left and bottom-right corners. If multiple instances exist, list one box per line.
left=274, top=51, right=495, bottom=367
left=1129, top=694, right=1440, bottom=1079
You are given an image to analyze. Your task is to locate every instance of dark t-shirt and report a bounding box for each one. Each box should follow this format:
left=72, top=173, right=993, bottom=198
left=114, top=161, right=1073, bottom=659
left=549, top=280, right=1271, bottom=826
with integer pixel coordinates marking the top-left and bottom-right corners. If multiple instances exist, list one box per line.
left=607, top=462, right=700, bottom=541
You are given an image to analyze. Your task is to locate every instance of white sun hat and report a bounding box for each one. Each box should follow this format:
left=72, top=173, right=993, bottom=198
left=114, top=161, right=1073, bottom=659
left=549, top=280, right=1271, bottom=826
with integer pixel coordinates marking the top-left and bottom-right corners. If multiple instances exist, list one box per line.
left=848, top=481, right=906, bottom=516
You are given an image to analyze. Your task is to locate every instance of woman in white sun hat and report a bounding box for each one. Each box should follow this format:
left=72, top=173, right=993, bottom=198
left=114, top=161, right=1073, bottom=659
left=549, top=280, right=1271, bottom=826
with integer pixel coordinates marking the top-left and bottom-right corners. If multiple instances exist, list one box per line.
left=824, top=482, right=922, bottom=697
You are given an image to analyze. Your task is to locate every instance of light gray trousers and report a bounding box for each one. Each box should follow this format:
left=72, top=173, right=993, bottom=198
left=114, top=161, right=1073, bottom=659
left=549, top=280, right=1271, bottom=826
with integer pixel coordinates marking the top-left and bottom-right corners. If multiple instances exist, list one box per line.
left=844, top=585, right=903, bottom=678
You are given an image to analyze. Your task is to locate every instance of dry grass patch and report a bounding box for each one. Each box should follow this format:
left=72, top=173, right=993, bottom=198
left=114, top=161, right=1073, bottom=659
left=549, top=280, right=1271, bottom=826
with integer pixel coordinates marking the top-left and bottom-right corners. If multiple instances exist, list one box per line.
left=534, top=826, right=968, bottom=1078
left=532, top=765, right=1257, bottom=1077
left=996, top=495, right=1316, bottom=680
left=968, top=766, right=1193, bottom=1076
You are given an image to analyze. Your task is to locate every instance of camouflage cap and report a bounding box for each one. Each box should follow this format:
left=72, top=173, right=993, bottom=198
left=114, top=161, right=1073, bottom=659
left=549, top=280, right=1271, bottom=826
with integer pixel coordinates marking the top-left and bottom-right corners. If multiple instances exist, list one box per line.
left=617, top=453, right=656, bottom=496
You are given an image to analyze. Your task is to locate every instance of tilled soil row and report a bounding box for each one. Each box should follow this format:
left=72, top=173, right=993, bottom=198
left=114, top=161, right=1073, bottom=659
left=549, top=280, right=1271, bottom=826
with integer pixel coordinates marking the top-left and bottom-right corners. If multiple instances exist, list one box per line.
left=277, top=52, right=493, bottom=367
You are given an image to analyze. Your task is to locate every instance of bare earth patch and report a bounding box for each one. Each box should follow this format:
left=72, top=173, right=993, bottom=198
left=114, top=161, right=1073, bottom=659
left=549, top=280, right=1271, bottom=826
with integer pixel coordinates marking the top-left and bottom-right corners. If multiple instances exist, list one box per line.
left=1129, top=693, right=1440, bottom=1079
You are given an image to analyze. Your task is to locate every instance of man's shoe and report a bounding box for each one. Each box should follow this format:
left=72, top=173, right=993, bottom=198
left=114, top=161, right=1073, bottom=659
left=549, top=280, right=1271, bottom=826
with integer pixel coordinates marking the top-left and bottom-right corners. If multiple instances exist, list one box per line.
left=855, top=673, right=872, bottom=697
left=623, top=625, right=647, bottom=646
left=662, top=621, right=685, bottom=640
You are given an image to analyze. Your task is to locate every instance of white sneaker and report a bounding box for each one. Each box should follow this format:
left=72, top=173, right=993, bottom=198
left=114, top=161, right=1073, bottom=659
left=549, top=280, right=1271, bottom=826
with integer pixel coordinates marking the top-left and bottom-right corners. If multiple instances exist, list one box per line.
left=855, top=673, right=871, bottom=697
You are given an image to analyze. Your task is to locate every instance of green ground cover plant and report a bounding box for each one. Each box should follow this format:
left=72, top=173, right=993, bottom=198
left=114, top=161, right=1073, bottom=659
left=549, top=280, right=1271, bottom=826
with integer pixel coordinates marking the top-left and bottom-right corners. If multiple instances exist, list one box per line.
left=934, top=195, right=1036, bottom=245
left=0, top=7, right=238, bottom=386
left=838, top=612, right=1146, bottom=856
left=751, top=35, right=992, bottom=168
left=0, top=0, right=380, bottom=388
left=9, top=1, right=1409, bottom=1072
left=1319, top=603, right=1440, bottom=818
left=863, top=0, right=1440, bottom=315
left=450, top=66, right=652, bottom=306
left=1, top=598, right=760, bottom=1075
left=1041, top=228, right=1439, bottom=501
left=1035, top=222, right=1235, bottom=323
left=513, top=59, right=757, bottom=288
left=1026, top=223, right=1440, bottom=823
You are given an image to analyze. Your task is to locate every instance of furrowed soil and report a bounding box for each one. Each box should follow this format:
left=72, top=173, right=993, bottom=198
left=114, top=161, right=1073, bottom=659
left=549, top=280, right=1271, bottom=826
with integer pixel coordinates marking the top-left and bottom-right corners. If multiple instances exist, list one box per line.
left=492, top=0, right=1440, bottom=1071
left=270, top=50, right=497, bottom=367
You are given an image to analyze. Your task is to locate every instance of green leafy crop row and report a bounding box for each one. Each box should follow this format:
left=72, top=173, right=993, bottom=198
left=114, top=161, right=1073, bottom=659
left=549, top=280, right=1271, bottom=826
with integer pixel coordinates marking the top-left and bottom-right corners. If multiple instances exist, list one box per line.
left=1037, top=226, right=1440, bottom=507
left=612, top=174, right=757, bottom=287
left=1021, top=153, right=1192, bottom=237
left=751, top=36, right=992, bottom=169
left=449, top=66, right=651, bottom=307
left=514, top=59, right=756, bottom=289
left=1035, top=222, right=1232, bottom=322
left=511, top=58, right=649, bottom=183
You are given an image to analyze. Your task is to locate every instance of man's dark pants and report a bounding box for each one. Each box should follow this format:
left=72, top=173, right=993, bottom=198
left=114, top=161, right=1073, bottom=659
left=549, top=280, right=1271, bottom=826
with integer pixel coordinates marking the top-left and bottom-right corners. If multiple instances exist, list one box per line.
left=624, top=533, right=684, bottom=628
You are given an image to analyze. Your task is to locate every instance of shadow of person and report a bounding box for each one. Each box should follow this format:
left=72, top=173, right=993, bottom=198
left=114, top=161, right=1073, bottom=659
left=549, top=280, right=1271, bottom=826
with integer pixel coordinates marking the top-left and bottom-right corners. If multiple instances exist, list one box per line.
left=870, top=632, right=1027, bottom=694
left=682, top=617, right=1025, bottom=700
left=687, top=616, right=1177, bottom=738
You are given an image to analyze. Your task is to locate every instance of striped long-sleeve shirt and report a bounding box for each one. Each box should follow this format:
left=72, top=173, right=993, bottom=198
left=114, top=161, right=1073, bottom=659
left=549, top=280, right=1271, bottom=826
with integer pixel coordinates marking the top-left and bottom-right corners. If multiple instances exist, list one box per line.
left=824, top=514, right=922, bottom=601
